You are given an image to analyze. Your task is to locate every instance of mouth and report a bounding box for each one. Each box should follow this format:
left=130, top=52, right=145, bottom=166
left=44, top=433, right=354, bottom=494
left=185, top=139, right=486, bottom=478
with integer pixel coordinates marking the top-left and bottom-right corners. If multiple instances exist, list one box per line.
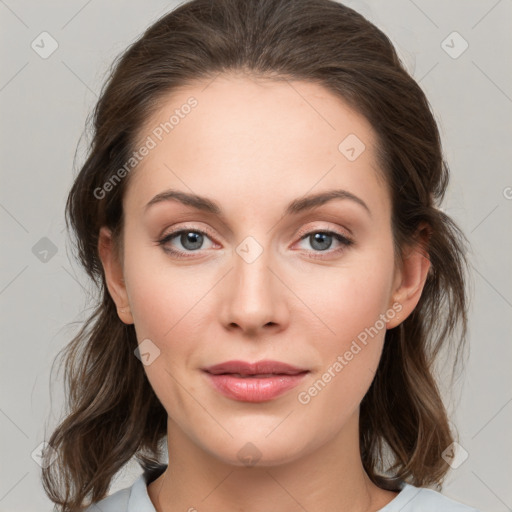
left=207, top=372, right=307, bottom=378
left=202, top=359, right=309, bottom=376
left=201, top=360, right=310, bottom=402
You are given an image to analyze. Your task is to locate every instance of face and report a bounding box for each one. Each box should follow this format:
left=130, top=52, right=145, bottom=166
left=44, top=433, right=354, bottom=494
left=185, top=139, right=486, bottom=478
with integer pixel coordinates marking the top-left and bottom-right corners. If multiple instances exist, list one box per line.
left=100, top=73, right=419, bottom=468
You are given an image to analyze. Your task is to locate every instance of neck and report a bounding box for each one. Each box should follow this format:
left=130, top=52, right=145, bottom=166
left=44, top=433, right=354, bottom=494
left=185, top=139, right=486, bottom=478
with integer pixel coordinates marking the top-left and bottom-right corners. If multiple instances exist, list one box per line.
left=148, top=411, right=398, bottom=512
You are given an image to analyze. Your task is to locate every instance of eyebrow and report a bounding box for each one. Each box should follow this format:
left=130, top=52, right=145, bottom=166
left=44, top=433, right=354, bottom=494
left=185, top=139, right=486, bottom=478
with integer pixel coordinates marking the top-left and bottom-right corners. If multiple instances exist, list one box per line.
left=144, top=188, right=371, bottom=217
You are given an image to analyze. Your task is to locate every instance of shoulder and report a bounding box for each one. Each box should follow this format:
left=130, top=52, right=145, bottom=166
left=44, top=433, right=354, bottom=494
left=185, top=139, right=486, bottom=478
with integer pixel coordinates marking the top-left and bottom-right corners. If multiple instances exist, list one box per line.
left=83, top=486, right=131, bottom=512
left=82, top=464, right=166, bottom=512
left=380, top=483, right=482, bottom=512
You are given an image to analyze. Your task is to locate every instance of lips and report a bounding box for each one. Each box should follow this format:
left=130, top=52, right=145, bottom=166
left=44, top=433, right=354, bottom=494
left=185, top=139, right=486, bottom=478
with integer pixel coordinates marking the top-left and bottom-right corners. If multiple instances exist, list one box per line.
left=202, top=360, right=309, bottom=402
left=202, top=359, right=308, bottom=376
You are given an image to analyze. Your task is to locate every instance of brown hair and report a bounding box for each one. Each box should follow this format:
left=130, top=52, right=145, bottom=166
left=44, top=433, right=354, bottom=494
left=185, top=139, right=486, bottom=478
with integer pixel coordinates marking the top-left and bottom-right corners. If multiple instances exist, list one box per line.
left=42, top=0, right=471, bottom=509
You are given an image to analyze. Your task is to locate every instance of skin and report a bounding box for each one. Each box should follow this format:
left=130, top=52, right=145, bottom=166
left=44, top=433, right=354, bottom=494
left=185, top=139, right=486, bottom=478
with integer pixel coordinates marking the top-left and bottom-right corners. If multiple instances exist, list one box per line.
left=98, top=72, right=431, bottom=512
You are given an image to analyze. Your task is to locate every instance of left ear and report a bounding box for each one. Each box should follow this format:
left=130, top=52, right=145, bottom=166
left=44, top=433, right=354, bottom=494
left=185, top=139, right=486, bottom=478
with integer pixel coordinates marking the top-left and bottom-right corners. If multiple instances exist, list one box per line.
left=386, top=222, right=431, bottom=329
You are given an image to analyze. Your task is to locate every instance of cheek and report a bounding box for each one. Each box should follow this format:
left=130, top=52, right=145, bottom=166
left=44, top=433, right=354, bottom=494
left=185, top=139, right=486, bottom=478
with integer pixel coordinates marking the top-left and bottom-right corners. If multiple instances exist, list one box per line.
left=123, top=238, right=209, bottom=339
left=294, top=271, right=392, bottom=434
left=295, top=255, right=395, bottom=350
left=291, top=250, right=394, bottom=411
left=122, top=249, right=208, bottom=413
left=122, top=243, right=218, bottom=398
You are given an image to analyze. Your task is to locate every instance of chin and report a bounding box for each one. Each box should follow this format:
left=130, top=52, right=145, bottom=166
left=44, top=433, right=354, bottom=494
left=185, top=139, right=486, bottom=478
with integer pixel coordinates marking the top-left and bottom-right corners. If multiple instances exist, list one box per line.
left=197, top=430, right=310, bottom=469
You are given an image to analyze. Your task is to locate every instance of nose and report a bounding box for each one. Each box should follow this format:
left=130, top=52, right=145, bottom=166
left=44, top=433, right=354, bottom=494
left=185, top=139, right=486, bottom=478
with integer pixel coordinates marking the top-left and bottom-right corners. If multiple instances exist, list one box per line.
left=219, top=243, right=289, bottom=336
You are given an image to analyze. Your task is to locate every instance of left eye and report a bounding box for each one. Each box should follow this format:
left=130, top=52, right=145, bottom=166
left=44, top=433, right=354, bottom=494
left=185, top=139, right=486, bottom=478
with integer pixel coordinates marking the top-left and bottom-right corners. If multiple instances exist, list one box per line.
left=296, top=231, right=353, bottom=252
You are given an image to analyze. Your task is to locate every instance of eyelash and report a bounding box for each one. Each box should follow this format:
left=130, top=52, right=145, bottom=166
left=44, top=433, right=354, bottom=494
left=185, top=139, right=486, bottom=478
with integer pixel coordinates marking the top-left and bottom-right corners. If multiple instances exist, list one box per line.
left=156, top=226, right=354, bottom=259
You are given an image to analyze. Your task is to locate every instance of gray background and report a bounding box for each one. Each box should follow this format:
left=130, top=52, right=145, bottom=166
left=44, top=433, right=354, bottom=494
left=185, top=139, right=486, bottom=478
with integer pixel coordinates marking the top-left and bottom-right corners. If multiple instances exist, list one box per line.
left=1, top=0, right=511, bottom=511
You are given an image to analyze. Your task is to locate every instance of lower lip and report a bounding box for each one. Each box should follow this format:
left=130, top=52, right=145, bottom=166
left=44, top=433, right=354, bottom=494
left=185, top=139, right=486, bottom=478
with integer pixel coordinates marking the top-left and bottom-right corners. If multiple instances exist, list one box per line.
left=203, top=371, right=309, bottom=402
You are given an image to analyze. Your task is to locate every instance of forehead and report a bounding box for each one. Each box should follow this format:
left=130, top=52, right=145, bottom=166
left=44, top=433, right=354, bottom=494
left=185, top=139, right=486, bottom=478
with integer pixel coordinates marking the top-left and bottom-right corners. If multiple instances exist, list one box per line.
left=125, top=73, right=389, bottom=217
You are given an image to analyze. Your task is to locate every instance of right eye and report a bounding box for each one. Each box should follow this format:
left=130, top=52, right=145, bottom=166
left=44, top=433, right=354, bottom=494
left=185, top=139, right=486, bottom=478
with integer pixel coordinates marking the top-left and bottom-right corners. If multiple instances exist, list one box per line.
left=157, top=227, right=217, bottom=258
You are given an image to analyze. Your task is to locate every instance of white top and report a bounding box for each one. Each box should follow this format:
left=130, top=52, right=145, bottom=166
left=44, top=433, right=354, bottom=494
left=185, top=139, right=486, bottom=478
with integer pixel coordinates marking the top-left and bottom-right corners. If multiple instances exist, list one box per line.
left=84, top=465, right=482, bottom=512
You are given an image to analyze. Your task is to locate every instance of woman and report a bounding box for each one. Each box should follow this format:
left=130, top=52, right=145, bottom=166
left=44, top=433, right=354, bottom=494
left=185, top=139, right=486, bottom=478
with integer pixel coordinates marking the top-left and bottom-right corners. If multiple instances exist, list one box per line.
left=41, top=0, right=481, bottom=510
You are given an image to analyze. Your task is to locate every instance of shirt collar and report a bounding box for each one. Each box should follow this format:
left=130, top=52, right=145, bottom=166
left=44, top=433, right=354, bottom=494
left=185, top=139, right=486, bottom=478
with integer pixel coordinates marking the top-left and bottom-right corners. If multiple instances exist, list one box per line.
left=128, top=464, right=167, bottom=512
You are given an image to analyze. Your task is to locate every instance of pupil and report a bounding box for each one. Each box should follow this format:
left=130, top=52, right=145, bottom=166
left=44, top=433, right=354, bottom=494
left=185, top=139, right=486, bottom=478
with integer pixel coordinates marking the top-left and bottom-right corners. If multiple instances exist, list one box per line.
left=182, top=232, right=203, bottom=250
left=311, top=233, right=332, bottom=251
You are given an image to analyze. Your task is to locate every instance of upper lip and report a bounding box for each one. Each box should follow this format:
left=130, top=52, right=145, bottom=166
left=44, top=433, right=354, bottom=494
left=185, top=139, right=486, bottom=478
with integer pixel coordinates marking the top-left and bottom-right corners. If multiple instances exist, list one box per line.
left=203, top=359, right=308, bottom=376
